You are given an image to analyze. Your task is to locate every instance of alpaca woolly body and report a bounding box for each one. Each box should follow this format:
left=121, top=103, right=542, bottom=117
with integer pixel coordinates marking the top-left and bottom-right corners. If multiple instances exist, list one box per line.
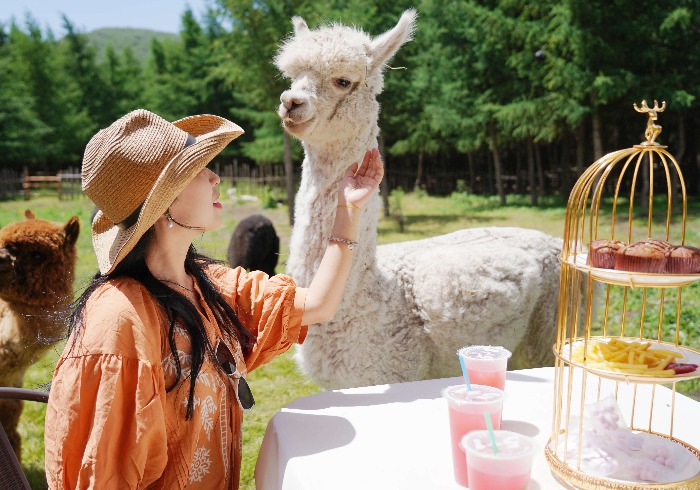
left=277, top=10, right=562, bottom=389
left=0, top=211, right=79, bottom=460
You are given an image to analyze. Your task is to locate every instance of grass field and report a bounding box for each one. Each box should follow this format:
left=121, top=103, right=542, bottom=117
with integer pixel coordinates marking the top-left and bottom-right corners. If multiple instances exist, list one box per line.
left=3, top=188, right=700, bottom=489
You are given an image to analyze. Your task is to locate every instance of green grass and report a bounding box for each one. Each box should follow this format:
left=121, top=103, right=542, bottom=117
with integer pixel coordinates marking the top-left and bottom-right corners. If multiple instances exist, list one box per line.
left=4, top=189, right=700, bottom=489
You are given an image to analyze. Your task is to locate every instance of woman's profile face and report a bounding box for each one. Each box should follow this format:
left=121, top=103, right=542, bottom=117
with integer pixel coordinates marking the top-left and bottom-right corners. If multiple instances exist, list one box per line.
left=170, top=167, right=223, bottom=232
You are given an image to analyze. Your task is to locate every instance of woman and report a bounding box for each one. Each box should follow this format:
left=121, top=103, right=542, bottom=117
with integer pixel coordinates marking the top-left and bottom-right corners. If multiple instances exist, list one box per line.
left=44, top=109, right=383, bottom=489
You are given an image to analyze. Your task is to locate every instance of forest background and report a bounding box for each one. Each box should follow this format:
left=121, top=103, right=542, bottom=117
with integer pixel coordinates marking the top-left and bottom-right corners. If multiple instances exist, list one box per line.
left=2, top=0, right=700, bottom=207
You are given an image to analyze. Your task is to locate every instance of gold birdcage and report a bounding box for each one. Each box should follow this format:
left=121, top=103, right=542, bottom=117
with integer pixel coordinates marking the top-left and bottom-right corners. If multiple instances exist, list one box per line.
left=545, top=101, right=700, bottom=489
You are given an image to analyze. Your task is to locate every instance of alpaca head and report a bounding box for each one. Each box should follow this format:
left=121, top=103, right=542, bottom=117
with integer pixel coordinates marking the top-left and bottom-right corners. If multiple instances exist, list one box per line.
left=0, top=210, right=80, bottom=307
left=275, top=9, right=417, bottom=146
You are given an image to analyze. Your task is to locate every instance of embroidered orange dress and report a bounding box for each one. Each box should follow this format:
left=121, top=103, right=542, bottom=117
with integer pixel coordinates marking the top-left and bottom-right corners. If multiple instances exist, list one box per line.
left=45, top=264, right=307, bottom=489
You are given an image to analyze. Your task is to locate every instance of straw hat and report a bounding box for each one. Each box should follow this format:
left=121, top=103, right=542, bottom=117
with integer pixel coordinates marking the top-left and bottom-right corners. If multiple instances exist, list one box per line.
left=82, top=109, right=243, bottom=274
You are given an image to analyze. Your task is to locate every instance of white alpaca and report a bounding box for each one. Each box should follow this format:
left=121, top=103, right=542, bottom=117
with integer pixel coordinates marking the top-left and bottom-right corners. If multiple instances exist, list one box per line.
left=276, top=10, right=563, bottom=389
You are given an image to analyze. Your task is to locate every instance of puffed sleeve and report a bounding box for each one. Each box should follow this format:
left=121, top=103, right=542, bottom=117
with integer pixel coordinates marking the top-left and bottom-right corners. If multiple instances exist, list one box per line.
left=44, top=280, right=168, bottom=489
left=207, top=264, right=308, bottom=372
left=45, top=354, right=168, bottom=489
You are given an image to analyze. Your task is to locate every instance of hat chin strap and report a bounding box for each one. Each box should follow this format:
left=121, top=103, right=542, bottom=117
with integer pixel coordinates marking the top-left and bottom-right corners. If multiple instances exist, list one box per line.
left=165, top=209, right=205, bottom=231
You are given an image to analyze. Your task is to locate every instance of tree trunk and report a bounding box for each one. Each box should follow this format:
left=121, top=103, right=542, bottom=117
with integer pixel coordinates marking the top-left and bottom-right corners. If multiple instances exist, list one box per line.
left=379, top=133, right=390, bottom=217
left=283, top=132, right=295, bottom=225
left=515, top=145, right=522, bottom=195
left=489, top=122, right=506, bottom=206
left=591, top=106, right=604, bottom=160
left=559, top=137, right=569, bottom=199
left=576, top=124, right=586, bottom=177
left=467, top=152, right=475, bottom=193
left=414, top=150, right=424, bottom=191
left=535, top=142, right=545, bottom=197
left=527, top=139, right=537, bottom=205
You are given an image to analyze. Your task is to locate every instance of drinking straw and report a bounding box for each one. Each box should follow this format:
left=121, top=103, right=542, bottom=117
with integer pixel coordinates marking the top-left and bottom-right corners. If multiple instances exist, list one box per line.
left=458, top=355, right=472, bottom=390
left=458, top=352, right=497, bottom=453
left=483, top=412, right=499, bottom=455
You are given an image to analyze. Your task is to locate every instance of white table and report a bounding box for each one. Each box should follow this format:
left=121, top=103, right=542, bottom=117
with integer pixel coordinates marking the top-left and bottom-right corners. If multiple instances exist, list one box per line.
left=254, top=367, right=700, bottom=490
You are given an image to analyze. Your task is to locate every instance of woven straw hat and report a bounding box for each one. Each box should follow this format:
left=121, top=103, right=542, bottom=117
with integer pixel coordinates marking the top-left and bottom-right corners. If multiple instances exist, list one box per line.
left=82, top=109, right=243, bottom=274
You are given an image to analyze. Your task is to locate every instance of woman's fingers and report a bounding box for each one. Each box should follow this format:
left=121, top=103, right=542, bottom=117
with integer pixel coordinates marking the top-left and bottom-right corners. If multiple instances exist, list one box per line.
left=354, top=149, right=372, bottom=177
left=364, top=148, right=382, bottom=182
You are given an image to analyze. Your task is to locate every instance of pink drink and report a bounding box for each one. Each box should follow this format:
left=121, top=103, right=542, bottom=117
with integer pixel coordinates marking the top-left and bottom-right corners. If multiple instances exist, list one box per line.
left=458, top=345, right=512, bottom=390
left=468, top=468, right=531, bottom=489
left=467, top=369, right=506, bottom=390
left=441, top=384, right=504, bottom=487
left=463, top=430, right=535, bottom=490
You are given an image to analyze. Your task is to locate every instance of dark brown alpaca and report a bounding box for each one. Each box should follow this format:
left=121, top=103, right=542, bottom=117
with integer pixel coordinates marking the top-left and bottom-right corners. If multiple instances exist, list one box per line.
left=227, top=214, right=279, bottom=276
left=0, top=210, right=79, bottom=461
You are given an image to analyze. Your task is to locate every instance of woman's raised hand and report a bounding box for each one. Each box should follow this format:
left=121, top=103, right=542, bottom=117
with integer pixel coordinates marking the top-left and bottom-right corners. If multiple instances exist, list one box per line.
left=339, top=148, right=384, bottom=209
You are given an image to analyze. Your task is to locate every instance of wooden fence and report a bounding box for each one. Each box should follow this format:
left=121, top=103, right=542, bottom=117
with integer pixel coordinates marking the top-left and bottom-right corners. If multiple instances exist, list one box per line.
left=0, top=167, right=82, bottom=201
left=0, top=168, right=21, bottom=201
left=214, top=161, right=292, bottom=202
left=0, top=160, right=500, bottom=204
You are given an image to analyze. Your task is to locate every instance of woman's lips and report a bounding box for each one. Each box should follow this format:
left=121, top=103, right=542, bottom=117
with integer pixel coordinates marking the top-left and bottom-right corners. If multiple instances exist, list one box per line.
left=213, top=201, right=222, bottom=209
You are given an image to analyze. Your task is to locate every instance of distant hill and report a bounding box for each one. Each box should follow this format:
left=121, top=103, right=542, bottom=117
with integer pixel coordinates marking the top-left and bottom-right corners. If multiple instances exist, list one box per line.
left=86, top=28, right=179, bottom=65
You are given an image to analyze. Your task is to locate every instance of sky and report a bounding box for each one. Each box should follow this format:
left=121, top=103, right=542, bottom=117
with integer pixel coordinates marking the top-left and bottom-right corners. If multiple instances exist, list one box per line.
left=0, top=0, right=213, bottom=34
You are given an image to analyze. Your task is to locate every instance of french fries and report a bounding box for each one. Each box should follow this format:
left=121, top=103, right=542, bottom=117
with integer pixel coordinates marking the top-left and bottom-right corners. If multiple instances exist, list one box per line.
left=571, top=339, right=683, bottom=377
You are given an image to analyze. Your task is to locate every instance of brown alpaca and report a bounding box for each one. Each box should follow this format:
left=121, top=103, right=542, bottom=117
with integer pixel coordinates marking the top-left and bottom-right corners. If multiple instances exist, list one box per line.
left=0, top=210, right=79, bottom=461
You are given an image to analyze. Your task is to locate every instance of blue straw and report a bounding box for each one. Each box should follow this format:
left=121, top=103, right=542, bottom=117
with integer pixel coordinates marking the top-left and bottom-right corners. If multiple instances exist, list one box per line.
left=459, top=351, right=498, bottom=454
left=483, top=412, right=499, bottom=455
left=458, top=355, right=472, bottom=390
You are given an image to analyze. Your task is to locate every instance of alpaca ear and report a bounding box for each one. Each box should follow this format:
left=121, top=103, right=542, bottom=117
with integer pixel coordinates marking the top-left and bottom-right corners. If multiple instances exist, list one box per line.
left=368, top=8, right=417, bottom=73
left=63, top=216, right=80, bottom=247
left=292, top=16, right=309, bottom=36
left=24, top=209, right=36, bottom=220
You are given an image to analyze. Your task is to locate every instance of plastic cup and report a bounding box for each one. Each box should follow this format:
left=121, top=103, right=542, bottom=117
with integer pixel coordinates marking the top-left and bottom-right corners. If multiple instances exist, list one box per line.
left=458, top=345, right=512, bottom=390
left=441, top=384, right=505, bottom=487
left=463, top=430, right=535, bottom=490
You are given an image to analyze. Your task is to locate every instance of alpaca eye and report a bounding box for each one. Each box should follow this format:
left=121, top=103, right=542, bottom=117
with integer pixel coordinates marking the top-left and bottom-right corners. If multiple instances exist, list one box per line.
left=334, top=78, right=352, bottom=89
left=30, top=251, right=44, bottom=261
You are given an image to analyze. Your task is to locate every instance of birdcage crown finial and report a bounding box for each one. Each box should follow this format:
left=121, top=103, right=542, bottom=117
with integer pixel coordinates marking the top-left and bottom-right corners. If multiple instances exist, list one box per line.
left=633, top=99, right=666, bottom=146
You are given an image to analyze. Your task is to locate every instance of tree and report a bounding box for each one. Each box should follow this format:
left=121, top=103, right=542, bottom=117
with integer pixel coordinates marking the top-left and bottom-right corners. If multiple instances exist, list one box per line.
left=213, top=0, right=316, bottom=224
left=0, top=23, right=49, bottom=166
left=61, top=16, right=111, bottom=127
left=8, top=17, right=92, bottom=169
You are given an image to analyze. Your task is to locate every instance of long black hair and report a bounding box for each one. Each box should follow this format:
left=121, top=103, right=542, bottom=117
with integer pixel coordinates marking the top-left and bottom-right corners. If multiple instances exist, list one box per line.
left=68, top=229, right=256, bottom=420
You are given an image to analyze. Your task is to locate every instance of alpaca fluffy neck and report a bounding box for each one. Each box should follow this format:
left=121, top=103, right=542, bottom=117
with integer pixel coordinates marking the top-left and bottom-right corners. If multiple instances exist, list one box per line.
left=0, top=297, right=68, bottom=343
left=287, top=124, right=380, bottom=293
left=0, top=300, right=66, bottom=377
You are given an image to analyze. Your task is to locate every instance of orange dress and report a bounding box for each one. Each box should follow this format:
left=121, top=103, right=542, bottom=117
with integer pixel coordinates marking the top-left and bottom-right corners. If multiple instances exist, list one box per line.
left=45, top=264, right=307, bottom=489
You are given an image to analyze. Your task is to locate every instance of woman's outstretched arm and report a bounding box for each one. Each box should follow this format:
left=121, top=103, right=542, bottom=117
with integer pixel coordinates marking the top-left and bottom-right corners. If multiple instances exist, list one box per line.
left=298, top=148, right=383, bottom=326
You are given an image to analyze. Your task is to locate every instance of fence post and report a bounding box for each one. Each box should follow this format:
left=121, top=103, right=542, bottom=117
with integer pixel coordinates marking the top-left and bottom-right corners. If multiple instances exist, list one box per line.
left=23, top=167, right=29, bottom=200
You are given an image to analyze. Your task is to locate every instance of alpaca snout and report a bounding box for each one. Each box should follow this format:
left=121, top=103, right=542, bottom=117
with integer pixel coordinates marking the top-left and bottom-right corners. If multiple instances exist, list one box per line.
left=279, top=90, right=312, bottom=122
left=280, top=93, right=305, bottom=112
left=0, top=248, right=14, bottom=271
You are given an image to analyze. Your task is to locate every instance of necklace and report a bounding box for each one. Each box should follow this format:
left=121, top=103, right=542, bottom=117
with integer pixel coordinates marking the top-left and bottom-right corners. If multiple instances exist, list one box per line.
left=160, top=278, right=194, bottom=293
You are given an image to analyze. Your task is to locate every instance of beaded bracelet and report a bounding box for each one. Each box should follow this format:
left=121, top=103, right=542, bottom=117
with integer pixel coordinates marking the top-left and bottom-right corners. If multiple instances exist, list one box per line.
left=327, top=236, right=359, bottom=250
left=337, top=204, right=362, bottom=210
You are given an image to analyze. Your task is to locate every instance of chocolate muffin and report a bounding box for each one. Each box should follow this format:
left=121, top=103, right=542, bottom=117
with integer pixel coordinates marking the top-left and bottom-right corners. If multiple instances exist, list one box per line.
left=665, top=246, right=700, bottom=274
left=636, top=237, right=674, bottom=254
left=589, top=239, right=626, bottom=269
left=615, top=241, right=666, bottom=273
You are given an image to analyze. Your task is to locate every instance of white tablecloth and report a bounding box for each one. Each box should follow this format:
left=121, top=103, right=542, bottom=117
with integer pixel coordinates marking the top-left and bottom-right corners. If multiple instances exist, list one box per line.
left=254, top=367, right=700, bottom=490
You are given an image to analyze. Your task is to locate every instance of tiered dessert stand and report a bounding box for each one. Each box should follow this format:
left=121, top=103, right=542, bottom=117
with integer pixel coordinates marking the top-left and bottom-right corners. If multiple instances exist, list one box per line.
left=545, top=101, right=700, bottom=489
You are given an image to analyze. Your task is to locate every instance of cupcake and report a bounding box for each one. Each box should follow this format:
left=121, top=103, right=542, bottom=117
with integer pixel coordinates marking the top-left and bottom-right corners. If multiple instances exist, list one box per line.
left=615, top=241, right=666, bottom=273
left=588, top=239, right=626, bottom=269
left=635, top=237, right=674, bottom=254
left=664, top=246, right=700, bottom=274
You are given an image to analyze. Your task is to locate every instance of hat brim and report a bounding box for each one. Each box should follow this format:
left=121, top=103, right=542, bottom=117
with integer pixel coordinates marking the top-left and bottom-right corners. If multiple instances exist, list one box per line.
left=92, top=114, right=244, bottom=274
